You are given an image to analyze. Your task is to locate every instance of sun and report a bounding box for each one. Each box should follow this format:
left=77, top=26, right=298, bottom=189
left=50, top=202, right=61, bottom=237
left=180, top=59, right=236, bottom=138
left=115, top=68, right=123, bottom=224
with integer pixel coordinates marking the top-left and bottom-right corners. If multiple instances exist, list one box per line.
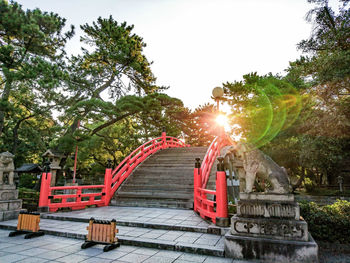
left=215, top=114, right=231, bottom=131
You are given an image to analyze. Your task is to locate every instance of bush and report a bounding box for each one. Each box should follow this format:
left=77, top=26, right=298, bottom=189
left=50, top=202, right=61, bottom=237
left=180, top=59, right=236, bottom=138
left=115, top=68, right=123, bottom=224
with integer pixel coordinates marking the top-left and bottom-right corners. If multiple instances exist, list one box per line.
left=300, top=200, right=350, bottom=243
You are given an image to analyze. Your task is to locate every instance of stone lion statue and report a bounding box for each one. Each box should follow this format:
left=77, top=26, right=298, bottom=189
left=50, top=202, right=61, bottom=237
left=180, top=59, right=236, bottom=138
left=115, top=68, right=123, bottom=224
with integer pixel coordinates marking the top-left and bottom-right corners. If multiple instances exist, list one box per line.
left=224, top=143, right=291, bottom=194
left=0, top=152, right=15, bottom=185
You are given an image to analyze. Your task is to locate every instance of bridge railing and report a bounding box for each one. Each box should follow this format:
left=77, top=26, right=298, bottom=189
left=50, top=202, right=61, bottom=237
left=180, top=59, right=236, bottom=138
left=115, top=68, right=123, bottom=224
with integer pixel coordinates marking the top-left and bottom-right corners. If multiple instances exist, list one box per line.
left=107, top=133, right=189, bottom=204
left=39, top=131, right=189, bottom=212
left=193, top=134, right=231, bottom=225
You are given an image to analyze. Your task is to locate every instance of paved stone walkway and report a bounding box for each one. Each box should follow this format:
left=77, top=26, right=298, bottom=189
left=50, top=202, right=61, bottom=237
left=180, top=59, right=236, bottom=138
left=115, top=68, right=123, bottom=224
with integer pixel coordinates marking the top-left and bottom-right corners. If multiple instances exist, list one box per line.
left=0, top=218, right=225, bottom=253
left=43, top=206, right=211, bottom=228
left=0, top=229, right=256, bottom=263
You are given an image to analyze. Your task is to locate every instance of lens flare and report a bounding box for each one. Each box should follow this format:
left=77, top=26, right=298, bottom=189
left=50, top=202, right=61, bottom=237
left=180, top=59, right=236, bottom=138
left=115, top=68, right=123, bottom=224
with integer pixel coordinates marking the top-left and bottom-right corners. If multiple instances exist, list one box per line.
left=216, top=114, right=231, bottom=132
left=230, top=79, right=302, bottom=148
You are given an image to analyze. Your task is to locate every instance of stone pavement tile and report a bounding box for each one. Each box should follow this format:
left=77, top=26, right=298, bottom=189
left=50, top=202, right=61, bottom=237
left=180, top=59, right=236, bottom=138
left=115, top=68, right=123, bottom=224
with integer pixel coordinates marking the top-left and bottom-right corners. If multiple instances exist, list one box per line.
left=158, top=234, right=182, bottom=241
left=1, top=236, right=33, bottom=244
left=19, top=257, right=49, bottom=263
left=200, top=233, right=221, bottom=240
left=163, top=219, right=180, bottom=225
left=175, top=235, right=199, bottom=243
left=182, top=232, right=203, bottom=238
left=1, top=243, right=32, bottom=253
left=82, top=257, right=114, bottom=263
left=77, top=247, right=104, bottom=257
left=95, top=250, right=128, bottom=260
left=36, top=250, right=69, bottom=260
left=194, top=237, right=219, bottom=246
left=56, top=254, right=90, bottom=263
left=0, top=253, right=28, bottom=263
left=18, top=247, right=51, bottom=256
left=57, top=243, right=82, bottom=253
left=157, top=214, right=174, bottom=219
left=178, top=253, right=208, bottom=262
left=133, top=247, right=160, bottom=256
left=173, top=260, right=194, bottom=263
left=204, top=256, right=234, bottom=263
left=154, top=250, right=183, bottom=259
left=140, top=232, right=164, bottom=239
left=143, top=255, right=174, bottom=263
left=39, top=242, right=71, bottom=251
left=22, top=239, right=51, bottom=247
left=124, top=230, right=150, bottom=237
left=215, top=237, right=225, bottom=248
left=117, top=252, right=151, bottom=263
left=115, top=245, right=138, bottom=253
left=0, top=242, right=16, bottom=250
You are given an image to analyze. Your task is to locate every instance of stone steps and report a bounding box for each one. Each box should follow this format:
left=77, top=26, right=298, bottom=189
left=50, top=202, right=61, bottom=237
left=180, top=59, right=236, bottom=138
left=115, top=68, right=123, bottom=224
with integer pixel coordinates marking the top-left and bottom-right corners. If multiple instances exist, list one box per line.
left=0, top=218, right=225, bottom=257
left=112, top=147, right=208, bottom=209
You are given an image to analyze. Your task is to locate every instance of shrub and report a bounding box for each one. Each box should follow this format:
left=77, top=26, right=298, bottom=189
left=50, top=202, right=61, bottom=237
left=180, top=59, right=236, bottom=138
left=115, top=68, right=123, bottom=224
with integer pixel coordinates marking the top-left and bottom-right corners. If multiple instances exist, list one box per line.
left=300, top=200, right=350, bottom=243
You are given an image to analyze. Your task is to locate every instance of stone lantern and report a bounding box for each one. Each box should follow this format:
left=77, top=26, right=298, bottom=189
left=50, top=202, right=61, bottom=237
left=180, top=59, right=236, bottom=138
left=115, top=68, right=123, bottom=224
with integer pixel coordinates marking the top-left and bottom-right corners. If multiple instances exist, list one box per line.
left=0, top=151, right=22, bottom=221
left=42, top=149, right=65, bottom=186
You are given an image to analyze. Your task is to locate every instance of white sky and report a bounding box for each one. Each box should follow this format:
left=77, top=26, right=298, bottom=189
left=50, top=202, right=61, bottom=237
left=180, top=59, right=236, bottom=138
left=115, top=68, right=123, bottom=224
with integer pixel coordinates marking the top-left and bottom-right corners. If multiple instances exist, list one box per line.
left=17, top=0, right=319, bottom=110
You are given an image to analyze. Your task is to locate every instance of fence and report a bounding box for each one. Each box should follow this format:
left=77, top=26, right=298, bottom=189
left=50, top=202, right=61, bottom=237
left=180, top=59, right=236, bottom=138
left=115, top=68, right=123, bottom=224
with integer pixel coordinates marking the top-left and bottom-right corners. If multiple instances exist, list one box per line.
left=193, top=135, right=232, bottom=226
left=39, top=131, right=189, bottom=212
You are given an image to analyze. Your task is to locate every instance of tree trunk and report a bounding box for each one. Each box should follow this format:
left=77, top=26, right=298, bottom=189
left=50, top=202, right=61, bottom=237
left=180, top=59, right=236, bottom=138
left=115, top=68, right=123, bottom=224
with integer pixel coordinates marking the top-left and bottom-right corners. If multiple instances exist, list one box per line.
left=0, top=81, right=12, bottom=137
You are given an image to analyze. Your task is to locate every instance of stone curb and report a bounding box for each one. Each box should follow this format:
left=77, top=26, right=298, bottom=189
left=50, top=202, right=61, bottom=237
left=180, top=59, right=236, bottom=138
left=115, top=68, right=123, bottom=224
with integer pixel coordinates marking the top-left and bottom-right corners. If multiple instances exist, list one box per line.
left=0, top=224, right=224, bottom=257
left=41, top=214, right=225, bottom=235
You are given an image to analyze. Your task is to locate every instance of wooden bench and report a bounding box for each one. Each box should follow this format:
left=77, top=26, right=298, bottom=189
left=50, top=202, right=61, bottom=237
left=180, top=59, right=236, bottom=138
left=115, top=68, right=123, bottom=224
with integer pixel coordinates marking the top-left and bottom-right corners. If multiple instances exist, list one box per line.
left=9, top=211, right=44, bottom=239
left=81, top=217, right=120, bottom=252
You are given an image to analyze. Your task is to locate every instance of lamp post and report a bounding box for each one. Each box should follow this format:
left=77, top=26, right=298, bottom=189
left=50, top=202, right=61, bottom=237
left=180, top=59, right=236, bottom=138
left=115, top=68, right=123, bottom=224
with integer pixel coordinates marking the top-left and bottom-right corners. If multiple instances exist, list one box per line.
left=212, top=87, right=224, bottom=111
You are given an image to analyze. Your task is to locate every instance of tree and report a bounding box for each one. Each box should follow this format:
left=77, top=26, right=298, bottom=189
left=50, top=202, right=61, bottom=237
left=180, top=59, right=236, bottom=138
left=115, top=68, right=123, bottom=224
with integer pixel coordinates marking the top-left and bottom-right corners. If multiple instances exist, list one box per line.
left=57, top=16, right=165, bottom=154
left=0, top=1, right=74, bottom=164
left=183, top=104, right=218, bottom=146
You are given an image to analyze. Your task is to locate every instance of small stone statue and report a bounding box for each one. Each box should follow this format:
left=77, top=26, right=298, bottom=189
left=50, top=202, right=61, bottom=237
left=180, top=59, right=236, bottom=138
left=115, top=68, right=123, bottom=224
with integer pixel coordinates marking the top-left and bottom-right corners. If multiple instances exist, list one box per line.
left=226, top=143, right=291, bottom=194
left=337, top=176, right=344, bottom=193
left=0, top=152, right=15, bottom=185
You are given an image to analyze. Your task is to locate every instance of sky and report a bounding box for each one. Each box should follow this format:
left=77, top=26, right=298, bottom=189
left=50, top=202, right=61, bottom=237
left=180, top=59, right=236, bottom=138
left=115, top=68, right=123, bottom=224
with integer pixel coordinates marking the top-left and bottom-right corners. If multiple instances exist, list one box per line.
left=17, top=0, right=317, bottom=110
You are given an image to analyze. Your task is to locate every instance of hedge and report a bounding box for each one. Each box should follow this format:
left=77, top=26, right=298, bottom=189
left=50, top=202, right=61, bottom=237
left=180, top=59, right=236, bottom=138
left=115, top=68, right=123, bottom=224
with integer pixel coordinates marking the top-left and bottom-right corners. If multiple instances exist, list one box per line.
left=300, top=200, right=350, bottom=243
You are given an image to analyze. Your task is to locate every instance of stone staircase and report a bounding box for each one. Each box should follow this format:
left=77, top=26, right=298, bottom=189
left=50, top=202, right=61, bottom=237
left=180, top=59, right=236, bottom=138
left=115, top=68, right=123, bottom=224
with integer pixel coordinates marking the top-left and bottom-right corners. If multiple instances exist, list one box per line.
left=111, top=147, right=210, bottom=209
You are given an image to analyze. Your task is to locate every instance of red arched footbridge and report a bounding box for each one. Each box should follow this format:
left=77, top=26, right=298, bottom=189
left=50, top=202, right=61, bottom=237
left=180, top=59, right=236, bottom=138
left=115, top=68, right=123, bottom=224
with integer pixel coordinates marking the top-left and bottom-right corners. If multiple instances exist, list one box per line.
left=39, top=131, right=233, bottom=225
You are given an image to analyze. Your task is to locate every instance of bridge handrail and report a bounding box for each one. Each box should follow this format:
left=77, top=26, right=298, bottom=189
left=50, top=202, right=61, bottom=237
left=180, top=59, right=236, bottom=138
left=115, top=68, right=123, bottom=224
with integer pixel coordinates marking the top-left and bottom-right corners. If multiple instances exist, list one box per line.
left=200, top=135, right=228, bottom=188
left=109, top=133, right=189, bottom=201
left=194, top=133, right=232, bottom=225
left=39, top=131, right=188, bottom=212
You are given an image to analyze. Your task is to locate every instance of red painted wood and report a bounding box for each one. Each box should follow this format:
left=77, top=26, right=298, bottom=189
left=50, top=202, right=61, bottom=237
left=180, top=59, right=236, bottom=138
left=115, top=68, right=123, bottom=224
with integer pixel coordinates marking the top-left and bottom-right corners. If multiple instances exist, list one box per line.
left=39, top=132, right=189, bottom=212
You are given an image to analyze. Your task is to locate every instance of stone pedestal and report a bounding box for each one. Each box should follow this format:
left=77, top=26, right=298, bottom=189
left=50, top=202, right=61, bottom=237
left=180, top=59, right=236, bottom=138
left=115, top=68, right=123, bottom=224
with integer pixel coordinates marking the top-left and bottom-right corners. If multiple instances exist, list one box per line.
left=224, top=193, right=319, bottom=262
left=0, top=185, right=22, bottom=221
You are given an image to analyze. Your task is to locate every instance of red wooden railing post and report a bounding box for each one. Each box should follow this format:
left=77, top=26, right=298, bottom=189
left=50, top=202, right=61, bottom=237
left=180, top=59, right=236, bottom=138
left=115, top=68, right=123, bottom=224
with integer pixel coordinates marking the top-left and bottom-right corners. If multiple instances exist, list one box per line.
left=162, top=127, right=166, bottom=149
left=104, top=159, right=113, bottom=206
left=193, top=158, right=201, bottom=212
left=39, top=162, right=51, bottom=211
left=215, top=157, right=229, bottom=227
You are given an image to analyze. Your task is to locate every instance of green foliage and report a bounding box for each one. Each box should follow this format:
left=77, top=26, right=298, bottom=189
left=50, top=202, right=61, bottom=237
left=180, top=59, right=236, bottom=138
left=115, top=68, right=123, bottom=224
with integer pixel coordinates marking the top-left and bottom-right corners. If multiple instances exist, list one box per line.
left=304, top=177, right=316, bottom=192
left=300, top=200, right=350, bottom=243
left=184, top=103, right=217, bottom=146
left=222, top=74, right=302, bottom=148
left=18, top=173, right=37, bottom=189
left=0, top=1, right=74, bottom=164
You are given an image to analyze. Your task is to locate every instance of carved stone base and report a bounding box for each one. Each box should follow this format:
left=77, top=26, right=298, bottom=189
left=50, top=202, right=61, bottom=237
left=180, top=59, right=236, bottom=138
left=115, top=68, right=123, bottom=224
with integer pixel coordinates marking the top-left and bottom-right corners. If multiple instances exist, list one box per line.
left=230, top=215, right=308, bottom=241
left=240, top=192, right=295, bottom=202
left=225, top=232, right=318, bottom=262
left=0, top=188, right=22, bottom=221
left=0, top=188, right=18, bottom=200
left=237, top=199, right=300, bottom=220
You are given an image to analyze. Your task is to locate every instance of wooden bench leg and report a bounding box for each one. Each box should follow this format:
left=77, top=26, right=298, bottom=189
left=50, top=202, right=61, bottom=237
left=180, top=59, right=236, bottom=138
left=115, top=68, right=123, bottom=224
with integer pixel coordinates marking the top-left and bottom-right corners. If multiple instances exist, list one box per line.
left=103, top=242, right=120, bottom=252
left=24, top=231, right=45, bottom=239
left=81, top=241, right=97, bottom=249
left=9, top=230, right=26, bottom=237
